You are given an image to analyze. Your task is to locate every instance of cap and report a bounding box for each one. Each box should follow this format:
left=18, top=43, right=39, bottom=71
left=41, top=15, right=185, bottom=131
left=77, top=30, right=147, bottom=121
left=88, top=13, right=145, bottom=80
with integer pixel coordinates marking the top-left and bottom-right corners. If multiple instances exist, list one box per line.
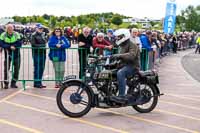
left=107, top=29, right=113, bottom=34
left=36, top=23, right=43, bottom=29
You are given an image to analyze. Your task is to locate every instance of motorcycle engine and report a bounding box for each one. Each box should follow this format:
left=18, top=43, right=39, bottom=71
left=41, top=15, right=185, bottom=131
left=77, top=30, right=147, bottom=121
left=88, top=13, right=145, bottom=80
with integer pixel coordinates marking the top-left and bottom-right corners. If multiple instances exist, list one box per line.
left=98, top=82, right=109, bottom=94
left=98, top=81, right=118, bottom=96
left=98, top=70, right=112, bottom=80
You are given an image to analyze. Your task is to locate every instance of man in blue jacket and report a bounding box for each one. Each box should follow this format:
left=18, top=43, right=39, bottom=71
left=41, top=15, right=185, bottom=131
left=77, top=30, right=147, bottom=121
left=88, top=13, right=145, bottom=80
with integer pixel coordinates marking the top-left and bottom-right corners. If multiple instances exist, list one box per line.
left=139, top=31, right=153, bottom=70
left=139, top=31, right=153, bottom=52
left=0, top=24, right=22, bottom=89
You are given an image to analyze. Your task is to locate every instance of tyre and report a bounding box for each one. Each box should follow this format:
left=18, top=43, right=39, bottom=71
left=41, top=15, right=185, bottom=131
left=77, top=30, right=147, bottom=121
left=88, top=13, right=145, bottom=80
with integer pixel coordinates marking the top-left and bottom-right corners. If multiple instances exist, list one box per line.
left=56, top=81, right=92, bottom=118
left=132, top=84, right=158, bottom=113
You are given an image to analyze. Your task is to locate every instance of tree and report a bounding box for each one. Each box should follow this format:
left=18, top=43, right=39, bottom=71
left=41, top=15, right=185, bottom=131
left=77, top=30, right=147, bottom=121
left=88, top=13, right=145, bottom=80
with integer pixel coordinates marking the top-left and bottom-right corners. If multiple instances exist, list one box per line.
left=11, top=12, right=131, bottom=29
left=178, top=5, right=200, bottom=31
left=49, top=16, right=57, bottom=28
left=77, top=16, right=84, bottom=25
left=12, top=16, right=21, bottom=22
left=149, top=21, right=157, bottom=27
left=111, top=15, right=123, bottom=26
left=21, top=17, right=27, bottom=24
left=58, top=16, right=66, bottom=22
left=36, top=16, right=45, bottom=24
left=128, top=24, right=139, bottom=29
left=42, top=14, right=50, bottom=20
left=71, top=16, right=78, bottom=26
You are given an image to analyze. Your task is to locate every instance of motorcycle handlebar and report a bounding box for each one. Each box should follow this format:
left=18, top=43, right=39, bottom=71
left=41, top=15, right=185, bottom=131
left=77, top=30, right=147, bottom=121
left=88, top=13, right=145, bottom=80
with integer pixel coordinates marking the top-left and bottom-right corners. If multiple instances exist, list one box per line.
left=88, top=55, right=98, bottom=58
left=99, top=56, right=110, bottom=60
left=88, top=55, right=111, bottom=60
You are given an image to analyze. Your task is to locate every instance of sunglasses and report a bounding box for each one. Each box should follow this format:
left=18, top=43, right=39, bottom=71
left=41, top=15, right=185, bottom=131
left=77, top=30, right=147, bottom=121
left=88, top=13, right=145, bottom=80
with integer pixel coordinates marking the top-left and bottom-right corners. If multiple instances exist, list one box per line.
left=55, top=30, right=61, bottom=32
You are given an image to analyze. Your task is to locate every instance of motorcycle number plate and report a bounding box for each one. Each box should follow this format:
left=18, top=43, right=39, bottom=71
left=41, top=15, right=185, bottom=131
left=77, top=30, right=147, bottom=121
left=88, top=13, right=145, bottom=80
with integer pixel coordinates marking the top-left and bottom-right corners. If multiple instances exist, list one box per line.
left=64, top=75, right=76, bottom=80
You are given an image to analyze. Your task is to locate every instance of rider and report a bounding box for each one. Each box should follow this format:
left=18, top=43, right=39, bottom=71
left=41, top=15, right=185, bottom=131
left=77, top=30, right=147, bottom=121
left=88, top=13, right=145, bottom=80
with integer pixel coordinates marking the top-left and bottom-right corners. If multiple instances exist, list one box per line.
left=111, top=29, right=140, bottom=103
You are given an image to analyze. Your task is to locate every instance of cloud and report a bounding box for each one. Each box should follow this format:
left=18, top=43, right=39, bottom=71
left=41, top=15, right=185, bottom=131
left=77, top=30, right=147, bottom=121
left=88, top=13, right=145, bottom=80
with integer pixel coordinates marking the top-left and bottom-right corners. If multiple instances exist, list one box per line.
left=0, top=0, right=199, bottom=18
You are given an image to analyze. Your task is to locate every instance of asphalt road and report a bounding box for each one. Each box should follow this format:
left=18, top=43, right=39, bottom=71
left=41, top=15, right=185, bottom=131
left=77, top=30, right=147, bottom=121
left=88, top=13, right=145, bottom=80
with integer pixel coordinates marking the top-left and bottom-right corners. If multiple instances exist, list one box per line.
left=182, top=52, right=200, bottom=82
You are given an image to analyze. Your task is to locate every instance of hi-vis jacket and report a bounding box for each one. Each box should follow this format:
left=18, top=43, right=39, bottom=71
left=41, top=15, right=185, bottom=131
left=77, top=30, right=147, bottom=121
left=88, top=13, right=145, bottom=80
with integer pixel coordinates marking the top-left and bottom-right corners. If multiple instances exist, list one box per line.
left=196, top=37, right=200, bottom=45
left=0, top=32, right=22, bottom=57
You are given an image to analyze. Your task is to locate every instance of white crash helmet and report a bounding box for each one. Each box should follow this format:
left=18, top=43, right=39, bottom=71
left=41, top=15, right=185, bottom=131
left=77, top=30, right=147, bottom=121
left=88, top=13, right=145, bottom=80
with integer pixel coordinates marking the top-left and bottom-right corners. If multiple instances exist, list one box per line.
left=114, top=29, right=131, bottom=46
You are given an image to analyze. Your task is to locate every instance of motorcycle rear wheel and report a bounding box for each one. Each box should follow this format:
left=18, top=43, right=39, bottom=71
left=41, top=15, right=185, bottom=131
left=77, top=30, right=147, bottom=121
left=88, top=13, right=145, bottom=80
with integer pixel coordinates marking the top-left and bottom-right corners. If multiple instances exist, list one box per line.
left=132, top=84, right=158, bottom=113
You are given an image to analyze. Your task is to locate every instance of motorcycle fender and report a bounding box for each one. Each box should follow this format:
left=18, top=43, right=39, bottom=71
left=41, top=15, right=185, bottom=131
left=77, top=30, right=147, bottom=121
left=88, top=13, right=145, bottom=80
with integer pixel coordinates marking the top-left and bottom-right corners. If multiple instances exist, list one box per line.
left=151, top=84, right=160, bottom=95
left=63, top=75, right=77, bottom=82
left=146, top=75, right=159, bottom=84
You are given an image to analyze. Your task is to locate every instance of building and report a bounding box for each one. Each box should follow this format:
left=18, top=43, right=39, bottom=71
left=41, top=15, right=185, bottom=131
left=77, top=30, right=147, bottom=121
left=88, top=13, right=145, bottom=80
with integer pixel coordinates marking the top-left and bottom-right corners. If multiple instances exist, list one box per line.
left=123, top=17, right=161, bottom=29
left=0, top=18, right=14, bottom=25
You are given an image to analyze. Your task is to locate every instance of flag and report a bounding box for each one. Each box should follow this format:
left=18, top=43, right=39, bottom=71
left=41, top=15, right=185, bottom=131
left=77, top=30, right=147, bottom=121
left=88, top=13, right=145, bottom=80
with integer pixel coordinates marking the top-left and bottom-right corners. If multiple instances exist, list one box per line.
left=163, top=0, right=177, bottom=34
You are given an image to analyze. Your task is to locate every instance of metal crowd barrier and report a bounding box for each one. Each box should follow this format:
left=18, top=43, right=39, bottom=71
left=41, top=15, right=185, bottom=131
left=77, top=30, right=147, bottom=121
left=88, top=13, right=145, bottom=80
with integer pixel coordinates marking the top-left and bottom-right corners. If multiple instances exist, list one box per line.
left=10, top=46, right=151, bottom=90
left=12, top=46, right=80, bottom=90
left=0, top=49, right=3, bottom=89
left=140, top=48, right=149, bottom=71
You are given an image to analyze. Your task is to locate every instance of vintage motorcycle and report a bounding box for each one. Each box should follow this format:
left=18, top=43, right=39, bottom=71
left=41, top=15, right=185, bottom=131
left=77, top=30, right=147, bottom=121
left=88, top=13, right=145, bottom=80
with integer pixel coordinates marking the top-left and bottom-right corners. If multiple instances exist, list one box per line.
left=56, top=55, right=163, bottom=118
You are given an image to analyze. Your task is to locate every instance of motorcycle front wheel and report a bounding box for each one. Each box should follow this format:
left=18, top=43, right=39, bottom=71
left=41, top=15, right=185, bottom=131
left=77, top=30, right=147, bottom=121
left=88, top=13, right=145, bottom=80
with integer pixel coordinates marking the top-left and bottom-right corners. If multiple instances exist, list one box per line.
left=56, top=81, right=92, bottom=118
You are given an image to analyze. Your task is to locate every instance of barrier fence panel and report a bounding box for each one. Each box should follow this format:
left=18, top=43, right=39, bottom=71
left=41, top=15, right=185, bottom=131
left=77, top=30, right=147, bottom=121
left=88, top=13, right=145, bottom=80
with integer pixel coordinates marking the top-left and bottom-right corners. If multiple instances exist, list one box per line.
left=11, top=46, right=150, bottom=90
left=140, top=48, right=149, bottom=71
left=0, top=49, right=10, bottom=89
left=12, top=46, right=81, bottom=90
left=0, top=49, right=3, bottom=89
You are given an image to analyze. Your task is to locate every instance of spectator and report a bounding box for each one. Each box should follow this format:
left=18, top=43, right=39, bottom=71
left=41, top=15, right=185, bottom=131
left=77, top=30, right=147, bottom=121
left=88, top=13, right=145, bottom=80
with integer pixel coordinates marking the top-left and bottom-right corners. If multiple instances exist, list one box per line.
left=172, top=34, right=178, bottom=53
left=159, top=33, right=167, bottom=56
left=78, top=27, right=93, bottom=79
left=140, top=31, right=153, bottom=52
left=165, top=34, right=172, bottom=54
left=0, top=24, right=22, bottom=89
left=64, top=27, right=73, bottom=45
left=188, top=33, right=194, bottom=48
left=30, top=23, right=47, bottom=88
left=48, top=28, right=70, bottom=88
left=181, top=33, right=188, bottom=50
left=104, top=29, right=115, bottom=45
left=73, top=27, right=79, bottom=44
left=195, top=33, right=200, bottom=54
left=92, top=28, right=99, bottom=37
left=151, top=32, right=160, bottom=68
left=104, top=29, right=117, bottom=54
left=140, top=31, right=153, bottom=69
left=130, top=28, right=142, bottom=51
left=24, top=27, right=34, bottom=45
left=92, top=32, right=112, bottom=55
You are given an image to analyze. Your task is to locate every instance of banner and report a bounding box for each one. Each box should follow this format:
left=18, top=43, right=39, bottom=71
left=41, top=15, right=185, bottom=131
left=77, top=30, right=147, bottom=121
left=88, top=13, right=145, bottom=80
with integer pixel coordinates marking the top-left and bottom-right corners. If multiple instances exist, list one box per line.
left=163, top=0, right=177, bottom=34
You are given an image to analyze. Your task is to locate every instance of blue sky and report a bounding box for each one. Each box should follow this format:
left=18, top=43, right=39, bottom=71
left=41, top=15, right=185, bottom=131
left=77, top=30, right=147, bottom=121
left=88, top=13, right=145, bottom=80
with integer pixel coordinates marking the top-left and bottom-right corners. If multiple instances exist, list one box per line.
left=0, top=0, right=199, bottom=19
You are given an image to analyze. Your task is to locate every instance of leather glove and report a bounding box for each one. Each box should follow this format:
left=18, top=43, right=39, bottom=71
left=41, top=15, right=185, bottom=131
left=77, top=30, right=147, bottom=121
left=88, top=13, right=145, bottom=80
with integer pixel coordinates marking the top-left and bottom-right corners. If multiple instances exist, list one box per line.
left=111, top=54, right=122, bottom=60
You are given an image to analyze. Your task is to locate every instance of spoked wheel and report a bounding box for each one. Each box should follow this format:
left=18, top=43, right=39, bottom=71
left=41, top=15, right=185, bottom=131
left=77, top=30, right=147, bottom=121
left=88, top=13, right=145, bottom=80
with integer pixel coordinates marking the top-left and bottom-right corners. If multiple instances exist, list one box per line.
left=56, top=81, right=92, bottom=118
left=132, top=84, right=158, bottom=113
